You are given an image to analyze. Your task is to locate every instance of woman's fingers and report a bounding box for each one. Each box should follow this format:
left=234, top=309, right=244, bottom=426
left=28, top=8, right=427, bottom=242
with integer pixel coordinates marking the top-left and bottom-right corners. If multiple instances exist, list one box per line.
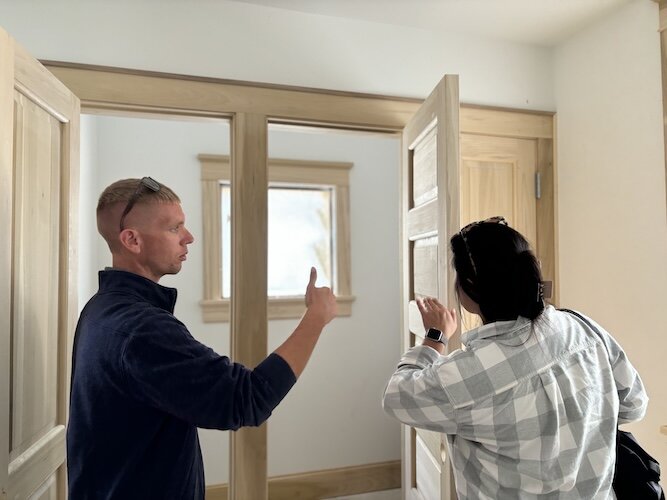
left=420, top=297, right=445, bottom=310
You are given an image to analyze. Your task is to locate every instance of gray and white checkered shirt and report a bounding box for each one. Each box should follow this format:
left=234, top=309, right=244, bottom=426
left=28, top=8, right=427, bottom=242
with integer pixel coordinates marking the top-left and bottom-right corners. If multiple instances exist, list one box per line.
left=383, top=305, right=648, bottom=499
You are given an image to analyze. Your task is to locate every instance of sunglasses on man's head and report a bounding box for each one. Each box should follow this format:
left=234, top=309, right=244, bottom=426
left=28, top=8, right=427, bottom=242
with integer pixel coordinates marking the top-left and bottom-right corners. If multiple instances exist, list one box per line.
left=459, top=216, right=508, bottom=277
left=119, top=177, right=161, bottom=231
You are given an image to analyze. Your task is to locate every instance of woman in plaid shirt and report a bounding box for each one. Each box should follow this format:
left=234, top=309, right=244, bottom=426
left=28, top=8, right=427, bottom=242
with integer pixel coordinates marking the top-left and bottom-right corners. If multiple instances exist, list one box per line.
left=383, top=217, right=648, bottom=499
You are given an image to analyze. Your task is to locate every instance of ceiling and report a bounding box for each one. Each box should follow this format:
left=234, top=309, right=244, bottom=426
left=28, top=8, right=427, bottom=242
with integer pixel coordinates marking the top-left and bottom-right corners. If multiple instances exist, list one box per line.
left=229, top=0, right=636, bottom=47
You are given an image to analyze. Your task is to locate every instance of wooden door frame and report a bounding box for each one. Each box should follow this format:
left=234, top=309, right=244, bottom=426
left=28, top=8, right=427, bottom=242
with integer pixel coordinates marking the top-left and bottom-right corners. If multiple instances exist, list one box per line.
left=41, top=60, right=557, bottom=499
left=0, top=27, right=13, bottom=500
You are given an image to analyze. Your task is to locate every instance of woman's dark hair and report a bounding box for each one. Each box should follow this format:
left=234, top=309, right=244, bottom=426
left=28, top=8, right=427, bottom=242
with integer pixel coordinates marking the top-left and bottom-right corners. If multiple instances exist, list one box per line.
left=450, top=221, right=545, bottom=322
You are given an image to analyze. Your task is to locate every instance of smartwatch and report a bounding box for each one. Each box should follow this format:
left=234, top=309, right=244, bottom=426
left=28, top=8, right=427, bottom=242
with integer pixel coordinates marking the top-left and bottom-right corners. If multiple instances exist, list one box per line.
left=425, top=328, right=446, bottom=344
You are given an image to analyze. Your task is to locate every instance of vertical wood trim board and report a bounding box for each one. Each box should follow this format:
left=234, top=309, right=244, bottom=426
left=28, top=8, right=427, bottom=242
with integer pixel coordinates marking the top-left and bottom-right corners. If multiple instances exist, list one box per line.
left=229, top=113, right=269, bottom=500
left=0, top=26, right=15, bottom=498
left=536, top=137, right=558, bottom=307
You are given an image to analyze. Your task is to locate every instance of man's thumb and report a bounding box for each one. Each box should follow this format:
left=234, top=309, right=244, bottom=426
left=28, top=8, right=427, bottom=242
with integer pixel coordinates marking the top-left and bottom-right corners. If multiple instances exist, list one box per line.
left=308, top=266, right=317, bottom=288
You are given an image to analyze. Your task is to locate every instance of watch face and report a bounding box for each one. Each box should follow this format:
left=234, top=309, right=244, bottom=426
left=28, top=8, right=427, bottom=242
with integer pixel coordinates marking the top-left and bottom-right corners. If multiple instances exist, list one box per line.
left=426, top=328, right=442, bottom=342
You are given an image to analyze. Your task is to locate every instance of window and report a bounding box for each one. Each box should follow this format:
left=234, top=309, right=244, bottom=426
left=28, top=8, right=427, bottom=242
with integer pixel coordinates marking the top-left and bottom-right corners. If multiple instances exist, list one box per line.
left=199, top=155, right=354, bottom=321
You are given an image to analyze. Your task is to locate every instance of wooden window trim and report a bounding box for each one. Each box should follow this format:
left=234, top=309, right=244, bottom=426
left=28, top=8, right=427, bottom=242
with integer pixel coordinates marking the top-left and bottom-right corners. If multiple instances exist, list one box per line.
left=199, top=154, right=355, bottom=322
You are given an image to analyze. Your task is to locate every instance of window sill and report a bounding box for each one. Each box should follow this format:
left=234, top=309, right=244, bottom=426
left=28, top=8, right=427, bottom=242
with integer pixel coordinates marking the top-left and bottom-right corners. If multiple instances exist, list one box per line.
left=200, top=295, right=355, bottom=323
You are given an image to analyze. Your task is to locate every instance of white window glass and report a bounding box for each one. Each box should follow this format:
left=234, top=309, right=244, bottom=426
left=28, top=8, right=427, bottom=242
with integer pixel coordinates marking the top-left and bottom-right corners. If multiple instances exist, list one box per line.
left=221, top=184, right=333, bottom=298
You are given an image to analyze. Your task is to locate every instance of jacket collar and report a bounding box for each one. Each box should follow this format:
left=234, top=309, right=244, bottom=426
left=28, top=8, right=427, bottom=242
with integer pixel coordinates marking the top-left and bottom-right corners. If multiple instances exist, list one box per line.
left=98, top=269, right=178, bottom=313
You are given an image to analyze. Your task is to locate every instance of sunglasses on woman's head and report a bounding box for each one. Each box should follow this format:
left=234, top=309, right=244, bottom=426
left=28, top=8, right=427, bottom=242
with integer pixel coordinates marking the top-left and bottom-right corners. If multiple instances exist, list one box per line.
left=460, top=216, right=508, bottom=236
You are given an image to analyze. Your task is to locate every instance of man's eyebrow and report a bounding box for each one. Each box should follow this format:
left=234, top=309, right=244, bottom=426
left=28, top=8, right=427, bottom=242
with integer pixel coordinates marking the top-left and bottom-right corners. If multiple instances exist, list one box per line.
left=158, top=216, right=184, bottom=227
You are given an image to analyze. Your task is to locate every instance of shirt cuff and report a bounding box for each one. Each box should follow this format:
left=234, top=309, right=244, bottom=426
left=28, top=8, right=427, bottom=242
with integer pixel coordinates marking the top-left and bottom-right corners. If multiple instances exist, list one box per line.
left=254, top=353, right=298, bottom=402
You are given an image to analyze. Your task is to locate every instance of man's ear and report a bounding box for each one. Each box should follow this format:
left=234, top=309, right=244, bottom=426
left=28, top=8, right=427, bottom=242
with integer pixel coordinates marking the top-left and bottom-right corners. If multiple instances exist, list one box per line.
left=119, top=229, right=142, bottom=254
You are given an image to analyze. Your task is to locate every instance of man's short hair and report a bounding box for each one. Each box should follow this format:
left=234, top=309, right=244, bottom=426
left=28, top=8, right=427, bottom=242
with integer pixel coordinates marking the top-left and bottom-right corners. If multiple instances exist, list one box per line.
left=96, top=178, right=181, bottom=252
left=97, top=178, right=180, bottom=215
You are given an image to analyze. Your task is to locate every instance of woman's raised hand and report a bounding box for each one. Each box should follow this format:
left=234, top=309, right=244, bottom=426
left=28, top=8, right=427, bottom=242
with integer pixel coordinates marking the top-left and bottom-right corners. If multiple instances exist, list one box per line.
left=416, top=297, right=458, bottom=341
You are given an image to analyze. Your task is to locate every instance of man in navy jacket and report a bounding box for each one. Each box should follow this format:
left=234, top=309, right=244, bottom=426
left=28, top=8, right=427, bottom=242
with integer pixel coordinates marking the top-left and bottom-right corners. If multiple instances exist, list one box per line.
left=67, top=177, right=337, bottom=499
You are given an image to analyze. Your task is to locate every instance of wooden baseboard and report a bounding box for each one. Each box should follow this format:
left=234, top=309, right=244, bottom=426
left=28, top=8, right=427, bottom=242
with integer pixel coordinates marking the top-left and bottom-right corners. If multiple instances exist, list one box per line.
left=206, top=460, right=401, bottom=500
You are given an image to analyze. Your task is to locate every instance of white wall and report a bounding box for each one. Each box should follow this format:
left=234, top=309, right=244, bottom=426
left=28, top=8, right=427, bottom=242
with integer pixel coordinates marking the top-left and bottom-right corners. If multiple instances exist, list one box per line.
left=0, top=0, right=554, bottom=109
left=80, top=115, right=402, bottom=484
left=555, top=0, right=667, bottom=466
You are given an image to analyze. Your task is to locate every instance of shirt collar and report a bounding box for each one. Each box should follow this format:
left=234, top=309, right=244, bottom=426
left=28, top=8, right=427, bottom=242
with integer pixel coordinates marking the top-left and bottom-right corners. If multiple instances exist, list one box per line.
left=98, top=269, right=178, bottom=313
left=460, top=314, right=533, bottom=349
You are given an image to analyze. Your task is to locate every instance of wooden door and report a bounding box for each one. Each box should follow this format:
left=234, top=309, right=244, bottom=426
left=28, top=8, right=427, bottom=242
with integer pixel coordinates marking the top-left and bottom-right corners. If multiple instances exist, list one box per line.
left=400, top=84, right=554, bottom=500
left=0, top=27, right=80, bottom=499
left=458, top=134, right=538, bottom=331
left=400, top=75, right=460, bottom=500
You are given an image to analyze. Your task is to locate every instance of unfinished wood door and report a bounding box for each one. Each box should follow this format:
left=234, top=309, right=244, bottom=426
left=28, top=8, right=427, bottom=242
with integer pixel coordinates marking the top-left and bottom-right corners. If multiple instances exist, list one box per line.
left=0, top=26, right=80, bottom=499
left=458, top=134, right=538, bottom=331
left=400, top=75, right=459, bottom=500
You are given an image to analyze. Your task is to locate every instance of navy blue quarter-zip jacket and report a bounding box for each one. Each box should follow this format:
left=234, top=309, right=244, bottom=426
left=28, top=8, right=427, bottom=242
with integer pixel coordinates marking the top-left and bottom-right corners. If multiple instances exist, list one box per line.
left=67, top=270, right=296, bottom=499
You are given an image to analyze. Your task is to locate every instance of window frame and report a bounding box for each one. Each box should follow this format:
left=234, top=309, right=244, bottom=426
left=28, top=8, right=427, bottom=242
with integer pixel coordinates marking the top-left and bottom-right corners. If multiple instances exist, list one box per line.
left=199, top=154, right=355, bottom=322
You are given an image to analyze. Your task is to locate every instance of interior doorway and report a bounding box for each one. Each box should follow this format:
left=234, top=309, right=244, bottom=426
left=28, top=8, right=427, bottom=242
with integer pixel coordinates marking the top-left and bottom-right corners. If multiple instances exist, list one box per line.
left=78, top=115, right=405, bottom=498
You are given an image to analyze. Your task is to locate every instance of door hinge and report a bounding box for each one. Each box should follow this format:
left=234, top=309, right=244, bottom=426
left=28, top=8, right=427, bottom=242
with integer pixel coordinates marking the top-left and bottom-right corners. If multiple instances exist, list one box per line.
left=535, top=172, right=542, bottom=199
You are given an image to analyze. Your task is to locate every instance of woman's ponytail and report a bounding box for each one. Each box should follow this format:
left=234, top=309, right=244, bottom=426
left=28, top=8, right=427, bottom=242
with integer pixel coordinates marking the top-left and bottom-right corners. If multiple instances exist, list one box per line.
left=514, top=250, right=545, bottom=320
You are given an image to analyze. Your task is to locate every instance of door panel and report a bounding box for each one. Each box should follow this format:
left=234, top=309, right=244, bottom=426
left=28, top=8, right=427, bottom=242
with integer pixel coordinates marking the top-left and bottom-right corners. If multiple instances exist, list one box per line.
left=413, top=239, right=438, bottom=299
left=31, top=475, right=57, bottom=500
left=415, top=435, right=440, bottom=500
left=9, top=92, right=65, bottom=500
left=1, top=26, right=80, bottom=500
left=412, top=128, right=438, bottom=206
left=400, top=75, right=459, bottom=500
left=460, top=134, right=537, bottom=246
left=11, top=93, right=62, bottom=462
left=463, top=160, right=514, bottom=224
left=407, top=200, right=438, bottom=241
left=459, top=134, right=538, bottom=332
